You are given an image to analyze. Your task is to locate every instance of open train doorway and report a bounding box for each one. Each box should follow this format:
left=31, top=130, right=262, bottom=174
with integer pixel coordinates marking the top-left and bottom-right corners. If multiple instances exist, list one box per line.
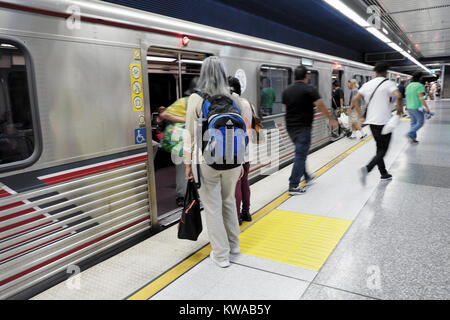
left=331, top=68, right=344, bottom=139
left=147, top=48, right=208, bottom=224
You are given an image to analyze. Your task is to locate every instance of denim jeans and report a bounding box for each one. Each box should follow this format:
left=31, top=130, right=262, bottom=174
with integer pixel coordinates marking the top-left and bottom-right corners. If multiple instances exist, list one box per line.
left=407, top=108, right=425, bottom=141
left=288, top=127, right=312, bottom=189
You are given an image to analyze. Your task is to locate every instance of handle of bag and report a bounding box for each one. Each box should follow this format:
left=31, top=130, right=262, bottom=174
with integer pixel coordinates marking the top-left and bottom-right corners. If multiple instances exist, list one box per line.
left=363, top=78, right=389, bottom=119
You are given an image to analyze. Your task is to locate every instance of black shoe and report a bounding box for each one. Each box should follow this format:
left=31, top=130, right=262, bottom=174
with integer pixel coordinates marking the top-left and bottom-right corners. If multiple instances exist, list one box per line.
left=360, top=167, right=368, bottom=186
left=241, top=212, right=252, bottom=222
left=238, top=218, right=243, bottom=226
left=176, top=197, right=184, bottom=207
left=381, top=173, right=392, bottom=180
left=289, top=186, right=306, bottom=195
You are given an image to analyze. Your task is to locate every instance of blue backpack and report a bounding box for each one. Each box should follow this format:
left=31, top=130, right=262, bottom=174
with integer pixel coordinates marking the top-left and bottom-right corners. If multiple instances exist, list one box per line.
left=198, top=93, right=248, bottom=170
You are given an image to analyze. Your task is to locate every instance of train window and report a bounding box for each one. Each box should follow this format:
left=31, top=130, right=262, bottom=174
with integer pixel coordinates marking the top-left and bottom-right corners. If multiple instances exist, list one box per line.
left=307, top=70, right=319, bottom=90
left=259, top=65, right=292, bottom=117
left=366, top=76, right=372, bottom=83
left=353, top=74, right=365, bottom=88
left=0, top=42, right=38, bottom=170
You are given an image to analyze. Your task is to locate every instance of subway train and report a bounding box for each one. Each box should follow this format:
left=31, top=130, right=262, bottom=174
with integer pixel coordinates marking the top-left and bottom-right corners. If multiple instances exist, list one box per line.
left=0, top=0, right=410, bottom=299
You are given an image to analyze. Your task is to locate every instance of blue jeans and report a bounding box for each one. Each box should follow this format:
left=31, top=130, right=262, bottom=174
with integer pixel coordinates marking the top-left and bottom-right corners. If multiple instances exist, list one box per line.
left=288, top=127, right=312, bottom=189
left=408, top=109, right=425, bottom=141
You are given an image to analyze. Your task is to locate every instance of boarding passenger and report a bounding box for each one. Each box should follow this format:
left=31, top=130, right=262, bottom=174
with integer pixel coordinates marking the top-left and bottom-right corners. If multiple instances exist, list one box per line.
left=351, top=62, right=403, bottom=185
left=184, top=57, right=245, bottom=268
left=161, top=77, right=199, bottom=207
left=405, top=71, right=431, bottom=145
left=346, top=79, right=367, bottom=140
left=153, top=106, right=167, bottom=142
left=282, top=66, right=338, bottom=195
left=331, top=80, right=344, bottom=139
left=228, top=76, right=253, bottom=226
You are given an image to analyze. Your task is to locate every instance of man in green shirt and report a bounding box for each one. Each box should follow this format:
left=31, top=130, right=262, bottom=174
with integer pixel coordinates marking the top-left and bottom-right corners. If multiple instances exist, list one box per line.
left=405, top=71, right=431, bottom=144
left=261, top=81, right=276, bottom=116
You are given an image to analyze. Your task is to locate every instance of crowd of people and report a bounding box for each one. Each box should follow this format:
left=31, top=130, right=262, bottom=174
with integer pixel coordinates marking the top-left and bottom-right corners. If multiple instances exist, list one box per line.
left=154, top=56, right=434, bottom=268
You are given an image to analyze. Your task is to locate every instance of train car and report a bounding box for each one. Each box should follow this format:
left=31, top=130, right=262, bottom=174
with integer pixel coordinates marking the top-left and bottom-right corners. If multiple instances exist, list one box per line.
left=0, top=0, right=406, bottom=299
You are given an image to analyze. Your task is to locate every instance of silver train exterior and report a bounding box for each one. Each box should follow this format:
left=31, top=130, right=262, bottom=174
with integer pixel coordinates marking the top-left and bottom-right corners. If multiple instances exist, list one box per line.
left=0, top=0, right=410, bottom=299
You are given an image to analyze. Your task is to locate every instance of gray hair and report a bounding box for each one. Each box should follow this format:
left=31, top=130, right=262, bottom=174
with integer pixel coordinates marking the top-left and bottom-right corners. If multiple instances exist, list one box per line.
left=196, top=56, right=230, bottom=96
left=349, top=79, right=359, bottom=89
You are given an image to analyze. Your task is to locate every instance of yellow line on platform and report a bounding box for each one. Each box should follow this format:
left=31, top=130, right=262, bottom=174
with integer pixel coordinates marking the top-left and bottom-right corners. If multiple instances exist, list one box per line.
left=127, top=135, right=373, bottom=300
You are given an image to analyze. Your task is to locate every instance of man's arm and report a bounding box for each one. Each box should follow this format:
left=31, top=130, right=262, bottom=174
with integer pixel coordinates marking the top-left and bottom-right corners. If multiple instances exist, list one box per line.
left=418, top=92, right=430, bottom=113
left=160, top=111, right=186, bottom=123
left=351, top=93, right=364, bottom=115
left=393, top=89, right=403, bottom=116
left=314, top=100, right=338, bottom=130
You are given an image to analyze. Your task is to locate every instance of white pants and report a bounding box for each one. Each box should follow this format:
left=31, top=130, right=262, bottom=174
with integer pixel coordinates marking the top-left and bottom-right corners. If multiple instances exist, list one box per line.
left=197, top=164, right=242, bottom=262
left=175, top=162, right=186, bottom=198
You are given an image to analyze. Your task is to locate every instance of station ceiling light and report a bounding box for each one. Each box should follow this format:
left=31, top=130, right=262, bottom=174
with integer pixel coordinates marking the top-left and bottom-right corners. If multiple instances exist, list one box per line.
left=366, top=27, right=392, bottom=43
left=322, top=0, right=370, bottom=28
left=322, top=0, right=431, bottom=74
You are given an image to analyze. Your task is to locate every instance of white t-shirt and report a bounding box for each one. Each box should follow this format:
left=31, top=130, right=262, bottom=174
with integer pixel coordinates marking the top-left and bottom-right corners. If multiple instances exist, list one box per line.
left=358, top=77, right=398, bottom=125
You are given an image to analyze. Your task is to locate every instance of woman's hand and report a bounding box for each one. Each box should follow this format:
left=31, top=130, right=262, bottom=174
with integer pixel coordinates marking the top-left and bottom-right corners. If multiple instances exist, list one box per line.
left=185, top=164, right=194, bottom=181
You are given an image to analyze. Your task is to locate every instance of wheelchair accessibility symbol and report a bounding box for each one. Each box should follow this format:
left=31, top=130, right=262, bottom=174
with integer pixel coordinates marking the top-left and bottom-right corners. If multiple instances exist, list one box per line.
left=134, top=128, right=146, bottom=145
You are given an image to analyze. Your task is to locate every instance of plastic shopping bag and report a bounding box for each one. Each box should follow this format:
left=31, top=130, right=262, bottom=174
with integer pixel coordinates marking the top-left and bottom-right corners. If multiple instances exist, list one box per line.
left=161, top=123, right=185, bottom=156
left=178, top=180, right=203, bottom=241
left=338, top=114, right=350, bottom=129
left=381, top=115, right=400, bottom=135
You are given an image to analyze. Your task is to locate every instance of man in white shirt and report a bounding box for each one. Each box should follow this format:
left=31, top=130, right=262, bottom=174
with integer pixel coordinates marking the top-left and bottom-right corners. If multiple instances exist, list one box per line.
left=350, top=62, right=403, bottom=185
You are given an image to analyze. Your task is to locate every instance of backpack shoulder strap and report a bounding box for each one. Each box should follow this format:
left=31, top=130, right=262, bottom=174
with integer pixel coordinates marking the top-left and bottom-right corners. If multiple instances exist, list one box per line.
left=367, top=78, right=389, bottom=109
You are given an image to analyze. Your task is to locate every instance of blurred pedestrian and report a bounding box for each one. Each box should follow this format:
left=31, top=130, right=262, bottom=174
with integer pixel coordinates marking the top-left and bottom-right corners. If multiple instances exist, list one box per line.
left=282, top=65, right=338, bottom=195
left=351, top=62, right=403, bottom=184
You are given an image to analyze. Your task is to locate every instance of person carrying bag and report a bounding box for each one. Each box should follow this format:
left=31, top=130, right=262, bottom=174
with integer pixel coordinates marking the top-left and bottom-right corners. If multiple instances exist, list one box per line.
left=350, top=62, right=403, bottom=185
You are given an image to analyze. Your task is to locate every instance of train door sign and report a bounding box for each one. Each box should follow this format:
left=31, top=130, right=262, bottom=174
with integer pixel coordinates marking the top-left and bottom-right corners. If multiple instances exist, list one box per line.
left=130, top=63, right=145, bottom=112
left=135, top=128, right=146, bottom=144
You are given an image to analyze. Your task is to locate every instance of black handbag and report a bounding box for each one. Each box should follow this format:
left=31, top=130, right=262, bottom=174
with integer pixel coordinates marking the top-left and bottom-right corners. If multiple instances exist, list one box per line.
left=177, top=180, right=203, bottom=241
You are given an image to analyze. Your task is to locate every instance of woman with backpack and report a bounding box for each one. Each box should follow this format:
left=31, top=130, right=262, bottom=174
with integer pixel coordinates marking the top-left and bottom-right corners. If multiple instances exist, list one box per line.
left=184, top=56, right=246, bottom=268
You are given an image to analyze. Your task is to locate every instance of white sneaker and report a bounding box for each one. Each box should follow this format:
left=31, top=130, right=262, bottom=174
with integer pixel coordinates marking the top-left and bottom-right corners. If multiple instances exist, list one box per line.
left=210, top=252, right=230, bottom=268
left=230, top=247, right=240, bottom=255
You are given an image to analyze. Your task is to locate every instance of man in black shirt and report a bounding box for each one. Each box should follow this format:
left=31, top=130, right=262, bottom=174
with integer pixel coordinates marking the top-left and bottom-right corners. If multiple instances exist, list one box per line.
left=282, top=66, right=338, bottom=195
left=331, top=80, right=344, bottom=138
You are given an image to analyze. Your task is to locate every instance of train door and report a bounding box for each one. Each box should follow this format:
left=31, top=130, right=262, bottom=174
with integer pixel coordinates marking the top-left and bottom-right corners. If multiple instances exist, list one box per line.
left=146, top=48, right=208, bottom=223
left=332, top=68, right=344, bottom=108
left=332, top=69, right=344, bottom=87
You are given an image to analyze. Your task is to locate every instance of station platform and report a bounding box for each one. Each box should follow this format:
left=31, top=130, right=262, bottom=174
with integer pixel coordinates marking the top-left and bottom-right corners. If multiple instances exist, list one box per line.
left=32, top=100, right=450, bottom=300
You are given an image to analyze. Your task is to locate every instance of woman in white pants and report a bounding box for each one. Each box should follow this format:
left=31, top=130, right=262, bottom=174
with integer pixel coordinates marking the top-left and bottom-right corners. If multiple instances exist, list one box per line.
left=184, top=56, right=243, bottom=268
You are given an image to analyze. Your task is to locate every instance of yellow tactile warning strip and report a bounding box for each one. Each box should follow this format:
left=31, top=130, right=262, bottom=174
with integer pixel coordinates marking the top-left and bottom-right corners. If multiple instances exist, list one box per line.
left=127, top=135, right=373, bottom=300
left=239, top=210, right=352, bottom=271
